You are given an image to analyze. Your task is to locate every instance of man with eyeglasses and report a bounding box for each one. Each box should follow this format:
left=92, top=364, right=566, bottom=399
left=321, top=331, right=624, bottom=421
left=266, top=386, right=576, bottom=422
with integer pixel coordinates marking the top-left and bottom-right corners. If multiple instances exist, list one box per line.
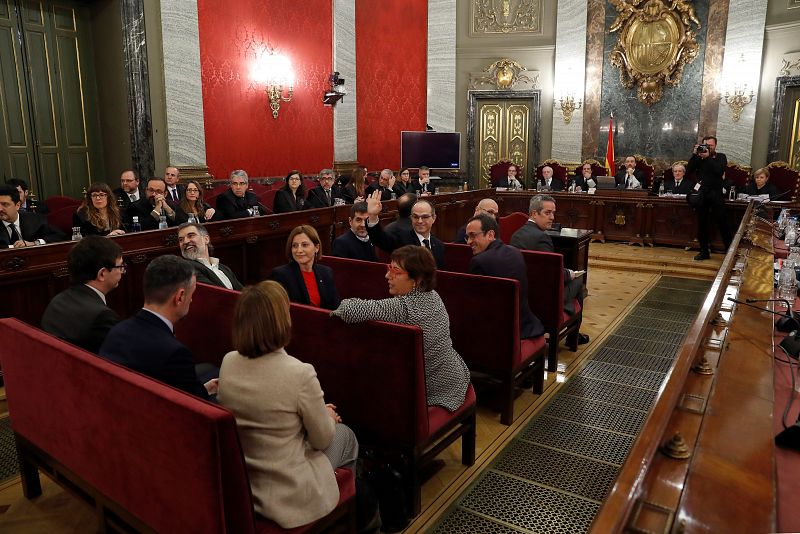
left=305, top=169, right=343, bottom=209
left=510, top=194, right=589, bottom=345
left=365, top=190, right=446, bottom=268
left=365, top=169, right=396, bottom=201
left=215, top=170, right=267, bottom=220
left=113, top=170, right=144, bottom=209
left=466, top=214, right=543, bottom=339
left=126, top=178, right=178, bottom=230
left=41, top=236, right=124, bottom=353
left=453, top=198, right=500, bottom=244
left=163, top=166, right=185, bottom=205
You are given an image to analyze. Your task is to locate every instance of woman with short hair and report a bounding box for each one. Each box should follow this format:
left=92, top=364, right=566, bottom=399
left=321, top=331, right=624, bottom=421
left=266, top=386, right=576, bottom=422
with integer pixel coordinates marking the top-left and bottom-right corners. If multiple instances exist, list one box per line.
left=331, top=245, right=471, bottom=411
left=218, top=281, right=358, bottom=529
left=73, top=182, right=125, bottom=236
left=746, top=167, right=780, bottom=199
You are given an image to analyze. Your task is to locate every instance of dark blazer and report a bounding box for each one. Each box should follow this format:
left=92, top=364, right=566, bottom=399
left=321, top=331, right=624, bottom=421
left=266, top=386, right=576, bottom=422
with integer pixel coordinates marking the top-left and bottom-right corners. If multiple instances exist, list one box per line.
left=332, top=230, right=379, bottom=262
left=0, top=211, right=65, bottom=247
left=273, top=189, right=305, bottom=213
left=614, top=168, right=647, bottom=188
left=745, top=181, right=780, bottom=199
left=100, top=309, right=208, bottom=398
left=305, top=185, right=344, bottom=209
left=687, top=152, right=727, bottom=193
left=468, top=240, right=544, bottom=339
left=572, top=175, right=594, bottom=190
left=498, top=177, right=526, bottom=190
left=72, top=210, right=121, bottom=237
left=174, top=201, right=213, bottom=224
left=41, top=284, right=120, bottom=353
left=367, top=222, right=446, bottom=269
left=269, top=262, right=340, bottom=310
left=165, top=184, right=186, bottom=207
left=535, top=177, right=564, bottom=191
left=365, top=183, right=394, bottom=201
left=412, top=180, right=433, bottom=195
left=384, top=217, right=412, bottom=242
left=125, top=199, right=176, bottom=231
left=113, top=185, right=146, bottom=210
left=189, top=259, right=243, bottom=290
left=453, top=223, right=467, bottom=244
left=392, top=181, right=414, bottom=196
left=21, top=200, right=49, bottom=215
left=214, top=189, right=267, bottom=220
left=654, top=178, right=695, bottom=195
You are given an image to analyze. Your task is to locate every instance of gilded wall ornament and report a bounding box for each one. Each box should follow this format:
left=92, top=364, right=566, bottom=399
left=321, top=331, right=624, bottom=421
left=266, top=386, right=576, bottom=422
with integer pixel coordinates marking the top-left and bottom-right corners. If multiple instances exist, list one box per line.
left=472, top=0, right=542, bottom=34
left=609, top=0, right=701, bottom=106
left=470, top=59, right=539, bottom=90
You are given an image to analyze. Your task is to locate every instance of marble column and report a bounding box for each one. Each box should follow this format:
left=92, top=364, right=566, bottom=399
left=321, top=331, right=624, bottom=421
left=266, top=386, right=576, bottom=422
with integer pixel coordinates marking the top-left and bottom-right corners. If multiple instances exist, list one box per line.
left=551, top=0, right=587, bottom=163
left=716, top=0, right=769, bottom=166
left=158, top=0, right=209, bottom=178
left=427, top=0, right=456, bottom=132
left=333, top=0, right=357, bottom=163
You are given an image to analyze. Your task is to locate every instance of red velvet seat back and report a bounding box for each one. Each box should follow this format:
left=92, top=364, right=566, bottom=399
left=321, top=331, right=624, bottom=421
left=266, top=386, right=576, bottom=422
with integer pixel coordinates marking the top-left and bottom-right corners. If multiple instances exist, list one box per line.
left=536, top=160, right=568, bottom=182
left=247, top=183, right=269, bottom=195
left=634, top=155, right=654, bottom=188
left=0, top=318, right=257, bottom=534
left=44, top=195, right=81, bottom=213
left=257, top=189, right=279, bottom=213
left=319, top=255, right=389, bottom=300
left=725, top=163, right=751, bottom=190
left=210, top=183, right=230, bottom=196
left=520, top=250, right=565, bottom=330
left=489, top=160, right=523, bottom=186
left=288, top=304, right=429, bottom=445
left=176, top=283, right=240, bottom=366
left=767, top=161, right=800, bottom=201
left=443, top=243, right=473, bottom=273
left=498, top=212, right=529, bottom=244
left=48, top=205, right=78, bottom=235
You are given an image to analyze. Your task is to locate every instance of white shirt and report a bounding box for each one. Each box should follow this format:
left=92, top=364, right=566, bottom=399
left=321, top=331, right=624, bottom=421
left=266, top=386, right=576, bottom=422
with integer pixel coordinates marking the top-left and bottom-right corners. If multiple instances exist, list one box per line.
left=4, top=216, right=21, bottom=242
left=415, top=231, right=431, bottom=247
left=142, top=307, right=174, bottom=333
left=197, top=257, right=234, bottom=290
left=128, top=190, right=139, bottom=202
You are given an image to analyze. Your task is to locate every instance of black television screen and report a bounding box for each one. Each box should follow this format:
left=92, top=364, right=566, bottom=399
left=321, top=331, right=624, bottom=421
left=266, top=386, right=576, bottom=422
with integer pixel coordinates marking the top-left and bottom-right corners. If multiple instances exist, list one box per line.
left=401, top=131, right=460, bottom=169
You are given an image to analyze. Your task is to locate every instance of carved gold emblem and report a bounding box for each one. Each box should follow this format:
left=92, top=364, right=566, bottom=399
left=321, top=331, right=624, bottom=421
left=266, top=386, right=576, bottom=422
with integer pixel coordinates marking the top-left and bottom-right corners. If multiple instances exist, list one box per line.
left=472, top=0, right=542, bottom=34
left=609, top=0, right=701, bottom=106
left=470, top=59, right=539, bottom=91
left=614, top=209, right=627, bottom=226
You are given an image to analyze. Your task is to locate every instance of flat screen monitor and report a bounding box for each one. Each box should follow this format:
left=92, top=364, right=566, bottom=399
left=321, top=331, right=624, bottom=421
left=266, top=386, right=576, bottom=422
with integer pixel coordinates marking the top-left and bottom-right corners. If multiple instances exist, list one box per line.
left=401, top=131, right=460, bottom=170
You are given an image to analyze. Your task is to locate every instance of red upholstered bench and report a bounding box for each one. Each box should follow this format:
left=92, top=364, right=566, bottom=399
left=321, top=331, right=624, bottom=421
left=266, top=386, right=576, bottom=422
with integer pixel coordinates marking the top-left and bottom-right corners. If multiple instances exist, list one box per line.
left=0, top=318, right=356, bottom=533
left=320, top=255, right=546, bottom=425
left=178, top=283, right=476, bottom=517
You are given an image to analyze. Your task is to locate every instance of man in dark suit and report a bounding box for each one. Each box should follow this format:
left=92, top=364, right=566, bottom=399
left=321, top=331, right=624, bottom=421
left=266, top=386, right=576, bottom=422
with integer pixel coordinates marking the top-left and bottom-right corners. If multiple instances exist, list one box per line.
left=454, top=198, right=499, bottom=243
left=687, top=135, right=731, bottom=260
left=497, top=164, right=525, bottom=190
left=163, top=165, right=186, bottom=206
left=384, top=192, right=416, bottom=241
left=652, top=163, right=695, bottom=195
left=0, top=185, right=64, bottom=247
left=365, top=169, right=396, bottom=201
left=332, top=202, right=378, bottom=262
left=6, top=178, right=48, bottom=214
left=510, top=194, right=588, bottom=344
left=41, top=236, right=124, bottom=353
left=536, top=166, right=565, bottom=191
left=305, top=169, right=344, bottom=209
left=215, top=170, right=267, bottom=219
left=113, top=169, right=145, bottom=210
left=126, top=178, right=179, bottom=231
left=573, top=163, right=597, bottom=191
left=412, top=166, right=434, bottom=196
left=178, top=222, right=243, bottom=290
left=100, top=255, right=218, bottom=399
left=615, top=156, right=645, bottom=189
left=466, top=214, right=544, bottom=339
left=365, top=190, right=445, bottom=268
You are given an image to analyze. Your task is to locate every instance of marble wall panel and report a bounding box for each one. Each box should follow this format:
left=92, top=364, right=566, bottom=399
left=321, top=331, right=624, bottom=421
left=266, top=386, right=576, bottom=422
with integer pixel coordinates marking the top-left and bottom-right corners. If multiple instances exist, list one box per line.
left=599, top=0, right=711, bottom=171
left=697, top=0, right=729, bottom=139
left=551, top=0, right=588, bottom=163
left=715, top=0, right=769, bottom=165
left=582, top=0, right=605, bottom=161
left=333, top=0, right=357, bottom=162
left=160, top=0, right=206, bottom=167
left=428, top=0, right=456, bottom=132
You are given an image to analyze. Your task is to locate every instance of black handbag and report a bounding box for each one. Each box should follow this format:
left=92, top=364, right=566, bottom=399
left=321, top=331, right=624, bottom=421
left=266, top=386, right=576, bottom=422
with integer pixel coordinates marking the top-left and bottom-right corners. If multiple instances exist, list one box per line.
left=686, top=188, right=704, bottom=208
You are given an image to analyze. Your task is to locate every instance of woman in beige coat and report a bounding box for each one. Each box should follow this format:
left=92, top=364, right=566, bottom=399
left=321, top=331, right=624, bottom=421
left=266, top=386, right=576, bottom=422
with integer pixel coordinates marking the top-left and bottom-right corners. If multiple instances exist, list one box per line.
left=218, top=281, right=358, bottom=529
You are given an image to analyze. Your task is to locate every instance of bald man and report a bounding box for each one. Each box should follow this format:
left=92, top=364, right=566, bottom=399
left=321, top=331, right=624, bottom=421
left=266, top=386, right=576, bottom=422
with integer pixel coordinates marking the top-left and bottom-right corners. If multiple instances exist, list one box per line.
left=453, top=198, right=500, bottom=244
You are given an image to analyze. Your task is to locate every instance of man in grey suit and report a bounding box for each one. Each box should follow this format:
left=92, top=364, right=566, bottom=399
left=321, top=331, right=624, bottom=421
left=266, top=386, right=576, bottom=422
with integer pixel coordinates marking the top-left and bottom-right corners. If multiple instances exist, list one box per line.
left=178, top=222, right=243, bottom=290
left=41, top=236, right=125, bottom=353
left=510, top=194, right=589, bottom=344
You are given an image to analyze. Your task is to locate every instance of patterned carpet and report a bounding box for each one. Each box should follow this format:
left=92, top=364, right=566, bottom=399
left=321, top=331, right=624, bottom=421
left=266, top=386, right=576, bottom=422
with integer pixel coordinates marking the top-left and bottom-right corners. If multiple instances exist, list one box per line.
left=0, top=417, right=19, bottom=485
left=432, top=276, right=711, bottom=533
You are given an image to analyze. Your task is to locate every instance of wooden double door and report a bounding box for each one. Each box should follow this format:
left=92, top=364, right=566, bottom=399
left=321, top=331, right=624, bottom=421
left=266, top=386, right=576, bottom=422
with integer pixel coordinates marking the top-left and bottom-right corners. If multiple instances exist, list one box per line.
left=474, top=98, right=535, bottom=187
left=0, top=0, right=102, bottom=199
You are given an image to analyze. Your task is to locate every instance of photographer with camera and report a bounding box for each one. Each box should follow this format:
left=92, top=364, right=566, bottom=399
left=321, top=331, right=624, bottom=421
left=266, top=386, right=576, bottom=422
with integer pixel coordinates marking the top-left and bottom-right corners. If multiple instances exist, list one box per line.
left=687, top=135, right=732, bottom=261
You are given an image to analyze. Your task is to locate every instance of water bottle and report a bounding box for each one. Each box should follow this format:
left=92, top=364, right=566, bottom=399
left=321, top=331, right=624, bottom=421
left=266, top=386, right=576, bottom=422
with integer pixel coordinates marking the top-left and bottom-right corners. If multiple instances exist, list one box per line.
left=779, top=262, right=797, bottom=300
left=658, top=181, right=665, bottom=196
left=187, top=213, right=198, bottom=224
left=131, top=216, right=141, bottom=233
left=463, top=181, right=468, bottom=192
left=252, top=205, right=260, bottom=217
left=729, top=185, right=736, bottom=201
left=786, top=225, right=797, bottom=247
left=71, top=227, right=82, bottom=241
left=569, top=182, right=575, bottom=193
left=158, top=215, right=168, bottom=230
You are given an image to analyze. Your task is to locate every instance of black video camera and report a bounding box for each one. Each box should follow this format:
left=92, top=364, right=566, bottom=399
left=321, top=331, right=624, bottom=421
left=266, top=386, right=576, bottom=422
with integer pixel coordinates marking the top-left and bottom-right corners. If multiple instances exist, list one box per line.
left=696, top=143, right=709, bottom=154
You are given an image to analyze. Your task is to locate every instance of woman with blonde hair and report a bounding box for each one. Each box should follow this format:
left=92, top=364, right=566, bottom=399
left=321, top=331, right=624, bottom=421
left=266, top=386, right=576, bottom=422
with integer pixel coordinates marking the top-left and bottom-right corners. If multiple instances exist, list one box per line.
left=73, top=182, right=125, bottom=236
left=745, top=167, right=780, bottom=199
left=218, top=280, right=358, bottom=529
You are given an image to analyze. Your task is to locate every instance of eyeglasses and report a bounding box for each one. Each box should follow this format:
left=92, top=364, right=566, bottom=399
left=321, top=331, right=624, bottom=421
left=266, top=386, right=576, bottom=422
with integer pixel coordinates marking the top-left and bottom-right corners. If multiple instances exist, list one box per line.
left=108, top=262, right=127, bottom=273
left=90, top=193, right=108, bottom=199
left=146, top=187, right=165, bottom=194
left=230, top=181, right=248, bottom=187
left=386, top=264, right=407, bottom=276
left=411, top=214, right=433, bottom=221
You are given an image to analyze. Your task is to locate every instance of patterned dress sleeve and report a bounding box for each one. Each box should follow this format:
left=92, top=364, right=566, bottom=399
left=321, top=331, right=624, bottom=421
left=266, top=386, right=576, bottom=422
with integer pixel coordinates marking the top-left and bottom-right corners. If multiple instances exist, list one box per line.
left=331, top=296, right=408, bottom=324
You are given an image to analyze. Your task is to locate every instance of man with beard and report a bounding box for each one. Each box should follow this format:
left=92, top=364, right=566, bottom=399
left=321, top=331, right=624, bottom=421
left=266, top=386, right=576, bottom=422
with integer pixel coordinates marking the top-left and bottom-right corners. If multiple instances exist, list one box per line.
left=332, top=202, right=378, bottom=262
left=126, top=178, right=178, bottom=230
left=177, top=222, right=243, bottom=290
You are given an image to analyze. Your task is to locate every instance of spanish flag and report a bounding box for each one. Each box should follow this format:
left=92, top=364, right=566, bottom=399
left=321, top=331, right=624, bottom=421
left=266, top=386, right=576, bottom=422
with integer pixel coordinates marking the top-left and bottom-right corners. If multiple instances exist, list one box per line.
left=604, top=114, right=615, bottom=176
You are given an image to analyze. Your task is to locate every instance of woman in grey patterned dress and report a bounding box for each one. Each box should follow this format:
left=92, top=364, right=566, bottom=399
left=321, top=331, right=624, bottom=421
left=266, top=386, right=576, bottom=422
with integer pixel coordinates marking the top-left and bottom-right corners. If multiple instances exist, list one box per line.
left=331, top=245, right=471, bottom=411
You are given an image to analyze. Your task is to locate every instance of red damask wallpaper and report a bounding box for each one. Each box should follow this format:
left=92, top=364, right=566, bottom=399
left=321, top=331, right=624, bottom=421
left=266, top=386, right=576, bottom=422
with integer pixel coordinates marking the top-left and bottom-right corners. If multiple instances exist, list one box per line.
left=355, top=1, right=427, bottom=171
left=197, top=0, right=334, bottom=179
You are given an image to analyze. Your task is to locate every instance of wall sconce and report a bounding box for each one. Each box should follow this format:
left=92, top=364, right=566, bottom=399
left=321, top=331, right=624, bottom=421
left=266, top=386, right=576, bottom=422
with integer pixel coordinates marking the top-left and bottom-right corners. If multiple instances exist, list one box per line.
left=323, top=72, right=347, bottom=106
left=554, top=92, right=582, bottom=124
left=251, top=48, right=294, bottom=119
left=722, top=54, right=755, bottom=123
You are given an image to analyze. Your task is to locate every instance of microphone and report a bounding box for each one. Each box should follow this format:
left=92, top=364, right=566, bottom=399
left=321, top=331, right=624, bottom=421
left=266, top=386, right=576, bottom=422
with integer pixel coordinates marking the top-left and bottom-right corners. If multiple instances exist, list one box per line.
left=727, top=297, right=799, bottom=332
